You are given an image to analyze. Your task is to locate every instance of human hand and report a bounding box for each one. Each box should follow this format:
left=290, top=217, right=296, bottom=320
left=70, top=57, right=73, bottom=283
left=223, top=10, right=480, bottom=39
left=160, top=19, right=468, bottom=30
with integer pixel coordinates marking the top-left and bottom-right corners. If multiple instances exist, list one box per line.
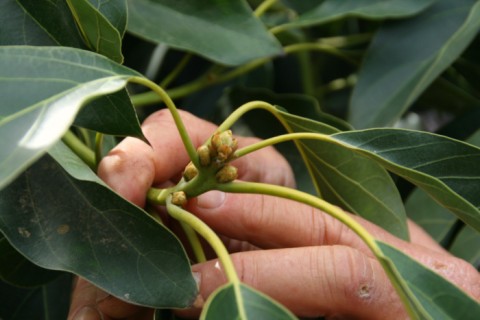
left=68, top=109, right=480, bottom=320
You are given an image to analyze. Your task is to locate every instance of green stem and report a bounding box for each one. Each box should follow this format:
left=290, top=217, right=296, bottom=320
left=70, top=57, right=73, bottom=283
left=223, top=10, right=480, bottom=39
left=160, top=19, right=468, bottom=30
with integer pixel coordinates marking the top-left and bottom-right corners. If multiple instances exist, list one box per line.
left=317, top=33, right=372, bottom=48
left=217, top=100, right=276, bottom=131
left=284, top=43, right=358, bottom=65
left=166, top=198, right=247, bottom=319
left=131, top=76, right=210, bottom=107
left=218, top=181, right=378, bottom=250
left=166, top=199, right=240, bottom=284
left=217, top=101, right=322, bottom=196
left=130, top=43, right=356, bottom=108
left=216, top=181, right=417, bottom=319
left=128, top=77, right=200, bottom=167
left=94, top=132, right=104, bottom=168
left=160, top=53, right=192, bottom=89
left=62, top=130, right=96, bottom=171
left=254, top=0, right=278, bottom=17
left=234, top=132, right=331, bottom=158
left=179, top=221, right=207, bottom=263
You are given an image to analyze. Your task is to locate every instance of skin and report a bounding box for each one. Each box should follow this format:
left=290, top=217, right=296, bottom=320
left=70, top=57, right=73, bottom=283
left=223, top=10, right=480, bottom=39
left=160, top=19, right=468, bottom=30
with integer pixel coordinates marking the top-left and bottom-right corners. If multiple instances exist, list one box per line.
left=68, top=109, right=480, bottom=320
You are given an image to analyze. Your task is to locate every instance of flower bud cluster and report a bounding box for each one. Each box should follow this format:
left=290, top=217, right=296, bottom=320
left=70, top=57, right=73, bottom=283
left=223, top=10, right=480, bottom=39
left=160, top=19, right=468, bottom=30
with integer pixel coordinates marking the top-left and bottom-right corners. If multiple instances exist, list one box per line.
left=182, top=130, right=239, bottom=184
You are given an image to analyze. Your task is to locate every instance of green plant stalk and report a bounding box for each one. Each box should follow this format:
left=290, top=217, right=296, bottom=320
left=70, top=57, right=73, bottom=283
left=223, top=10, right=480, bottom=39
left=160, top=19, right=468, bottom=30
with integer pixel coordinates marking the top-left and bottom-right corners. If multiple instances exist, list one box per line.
left=217, top=100, right=323, bottom=197
left=318, top=33, right=372, bottom=48
left=166, top=198, right=248, bottom=319
left=148, top=168, right=219, bottom=205
left=254, top=0, right=278, bottom=17
left=130, top=75, right=209, bottom=107
left=217, top=181, right=419, bottom=319
left=160, top=53, right=192, bottom=89
left=179, top=221, right=207, bottom=263
left=166, top=199, right=238, bottom=281
left=234, top=132, right=332, bottom=158
left=130, top=43, right=357, bottom=108
left=62, top=130, right=96, bottom=170
left=297, top=50, right=316, bottom=96
left=94, top=132, right=104, bottom=168
left=129, top=77, right=200, bottom=167
left=284, top=43, right=358, bottom=66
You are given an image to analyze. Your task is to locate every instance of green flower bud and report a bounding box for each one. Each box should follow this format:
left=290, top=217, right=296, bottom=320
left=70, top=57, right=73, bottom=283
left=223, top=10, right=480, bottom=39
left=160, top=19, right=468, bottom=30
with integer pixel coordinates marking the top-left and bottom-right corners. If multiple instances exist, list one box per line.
left=197, top=145, right=211, bottom=166
left=183, top=162, right=198, bottom=181
left=171, top=191, right=187, bottom=206
left=216, top=165, right=238, bottom=183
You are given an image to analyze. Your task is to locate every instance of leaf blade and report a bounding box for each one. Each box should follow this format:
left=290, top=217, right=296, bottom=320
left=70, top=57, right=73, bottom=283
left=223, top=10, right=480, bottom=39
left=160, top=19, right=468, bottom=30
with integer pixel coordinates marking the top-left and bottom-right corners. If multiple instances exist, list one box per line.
left=349, top=0, right=480, bottom=128
left=201, top=283, right=297, bottom=320
left=376, top=240, right=480, bottom=319
left=126, top=0, right=283, bottom=65
left=0, top=46, right=142, bottom=190
left=67, top=0, right=124, bottom=62
left=1, top=0, right=85, bottom=47
left=332, top=129, right=480, bottom=232
left=290, top=0, right=434, bottom=27
left=275, top=109, right=409, bottom=240
left=0, top=142, right=197, bottom=308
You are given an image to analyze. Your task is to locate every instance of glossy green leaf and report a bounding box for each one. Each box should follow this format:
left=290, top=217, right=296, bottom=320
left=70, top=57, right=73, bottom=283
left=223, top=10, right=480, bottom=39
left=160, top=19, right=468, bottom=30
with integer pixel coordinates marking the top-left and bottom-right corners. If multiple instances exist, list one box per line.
left=0, top=141, right=197, bottom=308
left=449, top=226, right=480, bottom=266
left=376, top=240, right=480, bottom=319
left=201, top=283, right=297, bottom=320
left=0, top=0, right=85, bottom=47
left=0, top=273, right=72, bottom=320
left=447, top=130, right=480, bottom=265
left=127, top=0, right=283, bottom=66
left=89, top=0, right=127, bottom=37
left=0, top=239, right=59, bottom=288
left=406, top=188, right=457, bottom=244
left=288, top=0, right=434, bottom=28
left=406, top=129, right=480, bottom=244
left=74, top=89, right=146, bottom=139
left=67, top=0, right=124, bottom=62
left=350, top=0, right=480, bottom=128
left=0, top=46, right=142, bottom=190
left=332, top=129, right=480, bottom=233
left=0, top=235, right=62, bottom=287
left=275, top=109, right=409, bottom=240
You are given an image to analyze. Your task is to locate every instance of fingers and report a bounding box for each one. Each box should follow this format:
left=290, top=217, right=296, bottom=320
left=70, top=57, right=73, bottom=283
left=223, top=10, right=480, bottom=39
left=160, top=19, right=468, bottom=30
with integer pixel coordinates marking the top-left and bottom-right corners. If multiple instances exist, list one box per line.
left=98, top=109, right=295, bottom=207
left=187, top=191, right=410, bottom=256
left=68, top=277, right=152, bottom=320
left=184, top=246, right=480, bottom=319
left=185, top=247, right=406, bottom=319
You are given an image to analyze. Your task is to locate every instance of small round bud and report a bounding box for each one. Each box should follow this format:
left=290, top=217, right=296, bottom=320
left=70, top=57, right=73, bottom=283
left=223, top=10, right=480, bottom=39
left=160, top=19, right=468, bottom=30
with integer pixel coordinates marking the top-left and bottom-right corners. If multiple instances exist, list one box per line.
left=183, top=162, right=198, bottom=181
left=216, top=165, right=238, bottom=183
left=211, top=130, right=238, bottom=162
left=171, top=191, right=187, bottom=206
left=197, top=145, right=211, bottom=166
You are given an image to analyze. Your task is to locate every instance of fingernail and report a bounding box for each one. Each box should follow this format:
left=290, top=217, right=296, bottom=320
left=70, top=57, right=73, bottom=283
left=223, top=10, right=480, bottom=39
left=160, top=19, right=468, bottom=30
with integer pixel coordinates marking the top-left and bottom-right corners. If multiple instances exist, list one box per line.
left=196, top=191, right=225, bottom=209
left=73, top=306, right=102, bottom=320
